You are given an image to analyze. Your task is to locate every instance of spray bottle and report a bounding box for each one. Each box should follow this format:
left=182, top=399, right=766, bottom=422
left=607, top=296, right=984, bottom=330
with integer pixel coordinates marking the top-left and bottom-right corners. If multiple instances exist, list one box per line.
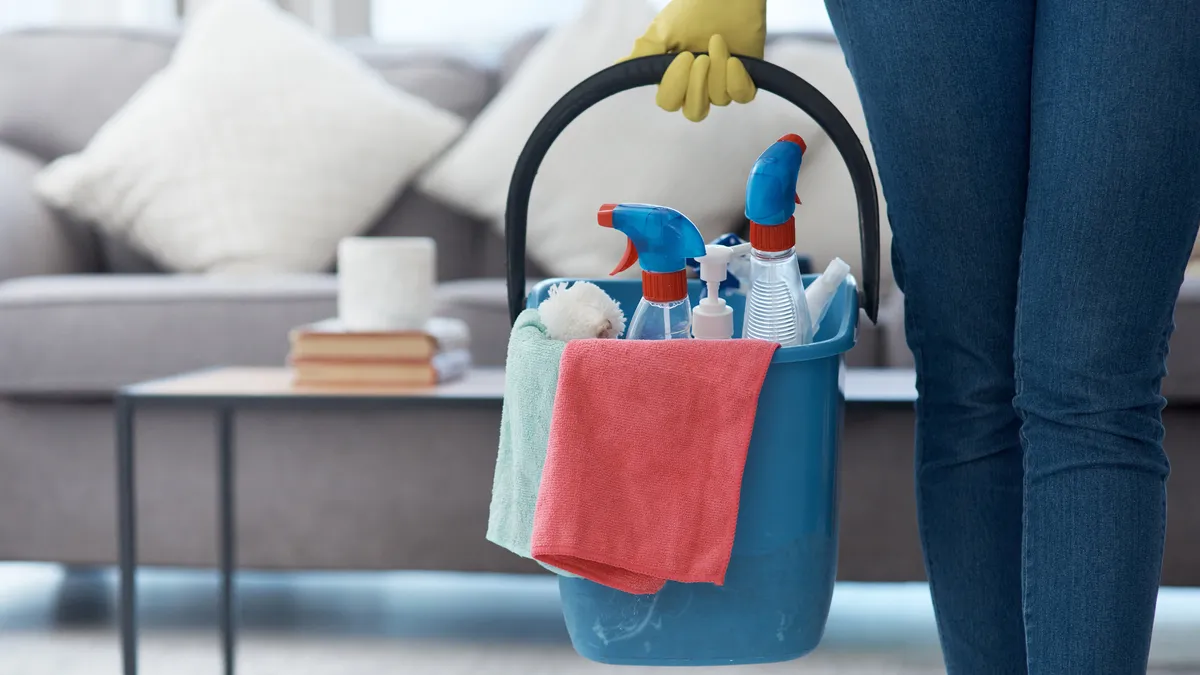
left=598, top=203, right=707, bottom=340
left=742, top=134, right=813, bottom=346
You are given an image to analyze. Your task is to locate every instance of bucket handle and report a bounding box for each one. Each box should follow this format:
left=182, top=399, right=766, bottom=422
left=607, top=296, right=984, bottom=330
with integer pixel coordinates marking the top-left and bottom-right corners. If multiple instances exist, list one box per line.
left=505, top=53, right=880, bottom=325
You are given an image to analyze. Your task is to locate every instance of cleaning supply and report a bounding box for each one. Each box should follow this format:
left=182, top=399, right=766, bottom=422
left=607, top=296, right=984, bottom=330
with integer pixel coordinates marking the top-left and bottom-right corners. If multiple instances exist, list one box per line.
left=486, top=309, right=573, bottom=573
left=692, top=241, right=751, bottom=339
left=524, top=273, right=863, bottom=666
left=805, top=258, right=851, bottom=335
left=689, top=234, right=813, bottom=286
left=531, top=336, right=780, bottom=595
left=742, top=134, right=812, bottom=346
left=501, top=41, right=883, bottom=662
left=598, top=203, right=707, bottom=340
left=687, top=233, right=752, bottom=296
left=537, top=281, right=626, bottom=340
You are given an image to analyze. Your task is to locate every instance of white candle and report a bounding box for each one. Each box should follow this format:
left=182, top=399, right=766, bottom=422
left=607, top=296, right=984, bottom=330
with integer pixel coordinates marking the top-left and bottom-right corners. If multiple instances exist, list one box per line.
left=337, top=237, right=436, bottom=331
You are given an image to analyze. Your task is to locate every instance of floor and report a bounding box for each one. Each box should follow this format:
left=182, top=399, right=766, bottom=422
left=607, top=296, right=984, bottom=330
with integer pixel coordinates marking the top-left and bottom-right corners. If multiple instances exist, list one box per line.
left=0, top=565, right=1198, bottom=674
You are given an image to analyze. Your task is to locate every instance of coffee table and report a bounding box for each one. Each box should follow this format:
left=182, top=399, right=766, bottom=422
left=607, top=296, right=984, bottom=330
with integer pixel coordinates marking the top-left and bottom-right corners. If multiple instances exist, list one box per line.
left=113, top=366, right=914, bottom=675
left=114, top=367, right=506, bottom=675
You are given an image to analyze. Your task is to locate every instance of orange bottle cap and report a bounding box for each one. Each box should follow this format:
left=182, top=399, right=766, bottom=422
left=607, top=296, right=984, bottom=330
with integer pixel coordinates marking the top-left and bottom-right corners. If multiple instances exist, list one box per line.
left=778, top=134, right=807, bottom=152
left=749, top=217, right=796, bottom=253
left=642, top=270, right=688, bottom=303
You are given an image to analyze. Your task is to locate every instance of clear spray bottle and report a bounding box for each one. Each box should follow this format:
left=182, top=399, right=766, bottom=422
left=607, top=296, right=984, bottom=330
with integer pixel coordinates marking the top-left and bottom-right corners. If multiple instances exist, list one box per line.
left=597, top=203, right=708, bottom=340
left=742, top=134, right=812, bottom=346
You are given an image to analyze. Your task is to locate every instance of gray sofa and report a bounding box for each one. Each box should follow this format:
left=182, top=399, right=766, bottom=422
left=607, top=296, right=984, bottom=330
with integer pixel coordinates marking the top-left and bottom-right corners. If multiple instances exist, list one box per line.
left=1, top=28, right=1197, bottom=585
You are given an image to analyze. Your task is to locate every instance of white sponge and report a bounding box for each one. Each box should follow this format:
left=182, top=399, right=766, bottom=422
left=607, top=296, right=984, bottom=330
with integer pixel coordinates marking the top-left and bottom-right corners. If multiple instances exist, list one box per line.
left=539, top=281, right=626, bottom=341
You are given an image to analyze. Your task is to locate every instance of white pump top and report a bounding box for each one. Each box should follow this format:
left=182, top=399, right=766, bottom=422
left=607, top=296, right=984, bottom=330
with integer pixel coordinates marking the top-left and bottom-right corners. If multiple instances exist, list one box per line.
left=692, top=243, right=752, bottom=340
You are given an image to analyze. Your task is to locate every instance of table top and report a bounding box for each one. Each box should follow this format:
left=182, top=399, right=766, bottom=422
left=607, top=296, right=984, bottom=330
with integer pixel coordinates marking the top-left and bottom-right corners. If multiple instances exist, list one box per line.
left=118, top=366, right=916, bottom=406
left=845, top=368, right=919, bottom=402
left=120, top=367, right=507, bottom=406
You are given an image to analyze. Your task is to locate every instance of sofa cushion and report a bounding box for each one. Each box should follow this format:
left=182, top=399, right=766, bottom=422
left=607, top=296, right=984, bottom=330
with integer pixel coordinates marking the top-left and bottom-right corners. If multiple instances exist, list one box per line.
left=0, top=29, right=175, bottom=163
left=355, top=47, right=497, bottom=121
left=432, top=279, right=516, bottom=369
left=0, top=144, right=100, bottom=280
left=0, top=27, right=499, bottom=276
left=34, top=0, right=468, bottom=276
left=0, top=275, right=529, bottom=394
left=0, top=269, right=890, bottom=394
left=366, top=189, right=538, bottom=282
left=498, top=30, right=545, bottom=87
left=0, top=274, right=339, bottom=394
left=0, top=28, right=495, bottom=162
left=98, top=237, right=163, bottom=275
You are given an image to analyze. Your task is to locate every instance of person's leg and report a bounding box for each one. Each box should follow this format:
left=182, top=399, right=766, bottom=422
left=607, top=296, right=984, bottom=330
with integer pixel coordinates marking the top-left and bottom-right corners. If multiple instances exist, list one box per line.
left=822, top=2, right=1033, bottom=672
left=1017, top=2, right=1200, bottom=673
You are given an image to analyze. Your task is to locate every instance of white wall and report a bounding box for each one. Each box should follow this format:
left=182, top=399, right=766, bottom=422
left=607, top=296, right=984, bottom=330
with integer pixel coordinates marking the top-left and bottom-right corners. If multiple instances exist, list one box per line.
left=181, top=0, right=370, bottom=36
left=0, top=0, right=832, bottom=42
left=371, top=0, right=832, bottom=47
left=0, top=0, right=178, bottom=30
left=371, top=0, right=582, bottom=48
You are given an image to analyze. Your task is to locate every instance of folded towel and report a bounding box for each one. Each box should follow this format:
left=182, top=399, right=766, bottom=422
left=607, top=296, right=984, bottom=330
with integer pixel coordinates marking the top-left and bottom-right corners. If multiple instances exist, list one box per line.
left=531, top=338, right=779, bottom=595
left=486, top=309, right=566, bottom=563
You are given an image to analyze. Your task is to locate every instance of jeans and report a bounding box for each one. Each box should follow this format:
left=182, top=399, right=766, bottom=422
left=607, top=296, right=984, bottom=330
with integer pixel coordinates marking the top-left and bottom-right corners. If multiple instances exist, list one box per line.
left=822, top=0, right=1200, bottom=672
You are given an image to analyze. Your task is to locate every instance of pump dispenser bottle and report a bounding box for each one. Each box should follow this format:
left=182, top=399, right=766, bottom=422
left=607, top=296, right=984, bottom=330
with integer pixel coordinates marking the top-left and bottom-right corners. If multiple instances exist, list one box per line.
left=692, top=242, right=751, bottom=339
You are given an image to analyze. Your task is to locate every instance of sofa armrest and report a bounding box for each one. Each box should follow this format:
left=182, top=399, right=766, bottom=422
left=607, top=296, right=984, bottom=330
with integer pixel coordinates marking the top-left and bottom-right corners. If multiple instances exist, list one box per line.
left=0, top=144, right=96, bottom=281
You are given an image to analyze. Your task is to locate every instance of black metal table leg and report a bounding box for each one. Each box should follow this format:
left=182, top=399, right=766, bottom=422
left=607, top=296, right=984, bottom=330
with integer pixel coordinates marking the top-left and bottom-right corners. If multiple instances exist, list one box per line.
left=116, top=396, right=137, bottom=675
left=217, top=407, right=236, bottom=675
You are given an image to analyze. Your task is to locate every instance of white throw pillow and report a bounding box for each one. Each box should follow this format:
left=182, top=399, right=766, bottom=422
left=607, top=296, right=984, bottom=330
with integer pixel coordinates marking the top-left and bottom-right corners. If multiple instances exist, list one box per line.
left=418, top=0, right=745, bottom=279
left=419, top=0, right=891, bottom=290
left=35, top=0, right=464, bottom=274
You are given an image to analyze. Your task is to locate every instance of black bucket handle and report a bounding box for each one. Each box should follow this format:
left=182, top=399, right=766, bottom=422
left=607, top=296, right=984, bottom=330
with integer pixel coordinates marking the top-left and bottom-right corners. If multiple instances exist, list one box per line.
left=505, top=54, right=880, bottom=325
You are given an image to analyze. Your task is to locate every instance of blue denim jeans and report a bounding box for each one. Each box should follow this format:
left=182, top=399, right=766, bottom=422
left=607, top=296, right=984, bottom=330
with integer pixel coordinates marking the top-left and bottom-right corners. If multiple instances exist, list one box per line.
left=822, top=1, right=1200, bottom=672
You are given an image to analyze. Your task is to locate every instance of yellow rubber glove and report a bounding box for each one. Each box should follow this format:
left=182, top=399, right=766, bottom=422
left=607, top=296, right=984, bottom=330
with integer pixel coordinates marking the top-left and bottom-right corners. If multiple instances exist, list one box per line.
left=627, top=0, right=766, bottom=122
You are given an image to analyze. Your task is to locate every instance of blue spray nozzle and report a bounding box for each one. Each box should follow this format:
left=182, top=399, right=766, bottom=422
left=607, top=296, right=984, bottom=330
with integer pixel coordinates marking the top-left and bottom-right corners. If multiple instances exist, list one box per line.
left=745, top=134, right=806, bottom=225
left=598, top=203, right=707, bottom=275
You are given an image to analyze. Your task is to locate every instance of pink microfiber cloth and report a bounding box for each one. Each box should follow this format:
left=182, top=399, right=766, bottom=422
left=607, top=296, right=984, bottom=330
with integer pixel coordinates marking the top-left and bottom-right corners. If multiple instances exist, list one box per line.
left=531, top=338, right=779, bottom=595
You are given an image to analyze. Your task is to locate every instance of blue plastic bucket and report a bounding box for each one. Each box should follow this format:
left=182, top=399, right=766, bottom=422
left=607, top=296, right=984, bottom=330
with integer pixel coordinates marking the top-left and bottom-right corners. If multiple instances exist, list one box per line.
left=503, top=53, right=881, bottom=666
left=527, top=276, right=855, bottom=666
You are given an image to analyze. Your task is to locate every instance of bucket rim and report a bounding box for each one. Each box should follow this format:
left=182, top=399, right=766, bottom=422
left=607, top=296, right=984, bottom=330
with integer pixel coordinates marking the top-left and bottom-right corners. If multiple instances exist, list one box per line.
left=526, top=276, right=859, bottom=364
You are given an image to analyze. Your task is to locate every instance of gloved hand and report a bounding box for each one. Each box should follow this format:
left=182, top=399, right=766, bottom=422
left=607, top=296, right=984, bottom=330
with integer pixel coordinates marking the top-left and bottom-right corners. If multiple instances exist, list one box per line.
left=626, top=0, right=766, bottom=122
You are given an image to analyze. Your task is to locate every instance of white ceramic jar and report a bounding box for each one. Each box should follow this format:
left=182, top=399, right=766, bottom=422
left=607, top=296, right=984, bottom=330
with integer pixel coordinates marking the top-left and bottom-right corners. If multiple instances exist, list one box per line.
left=336, top=236, right=436, bottom=331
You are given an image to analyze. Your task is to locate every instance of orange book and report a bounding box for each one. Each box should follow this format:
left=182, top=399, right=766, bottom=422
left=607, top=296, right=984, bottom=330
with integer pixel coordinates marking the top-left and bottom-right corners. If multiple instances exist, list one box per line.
left=289, top=317, right=469, bottom=361
left=291, top=349, right=472, bottom=388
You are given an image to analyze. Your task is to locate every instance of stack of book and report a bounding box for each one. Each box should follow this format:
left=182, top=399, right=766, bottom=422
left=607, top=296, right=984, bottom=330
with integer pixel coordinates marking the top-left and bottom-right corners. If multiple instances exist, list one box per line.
left=288, top=317, right=471, bottom=388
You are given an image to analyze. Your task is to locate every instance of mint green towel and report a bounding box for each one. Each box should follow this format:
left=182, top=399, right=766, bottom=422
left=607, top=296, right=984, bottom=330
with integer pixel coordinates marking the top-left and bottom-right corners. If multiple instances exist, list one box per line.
left=486, top=309, right=574, bottom=576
